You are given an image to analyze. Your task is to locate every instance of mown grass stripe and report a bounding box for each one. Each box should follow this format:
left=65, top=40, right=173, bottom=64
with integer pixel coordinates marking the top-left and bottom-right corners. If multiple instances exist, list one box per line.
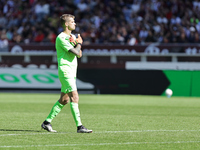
left=1, top=141, right=200, bottom=148
left=0, top=129, right=200, bottom=137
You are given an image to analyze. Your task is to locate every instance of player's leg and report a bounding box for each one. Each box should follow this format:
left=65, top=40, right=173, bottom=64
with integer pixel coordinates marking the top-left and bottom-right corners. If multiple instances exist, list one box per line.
left=68, top=90, right=92, bottom=133
left=45, top=93, right=69, bottom=122
left=41, top=77, right=71, bottom=132
left=41, top=93, right=68, bottom=132
left=68, top=90, right=82, bottom=127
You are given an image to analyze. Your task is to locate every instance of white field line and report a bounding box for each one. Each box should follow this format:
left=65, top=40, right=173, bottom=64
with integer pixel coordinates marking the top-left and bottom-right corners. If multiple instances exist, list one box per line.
left=0, top=132, right=53, bottom=137
left=1, top=141, right=200, bottom=148
left=0, top=129, right=200, bottom=137
left=95, top=130, right=200, bottom=133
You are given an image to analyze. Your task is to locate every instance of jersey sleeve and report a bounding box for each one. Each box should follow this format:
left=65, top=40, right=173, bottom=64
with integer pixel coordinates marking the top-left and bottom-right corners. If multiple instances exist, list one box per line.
left=57, top=36, right=74, bottom=52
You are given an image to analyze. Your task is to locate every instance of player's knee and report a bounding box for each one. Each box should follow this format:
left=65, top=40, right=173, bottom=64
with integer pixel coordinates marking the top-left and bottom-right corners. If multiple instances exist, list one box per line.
left=72, top=95, right=79, bottom=103
left=63, top=99, right=69, bottom=104
left=59, top=97, right=69, bottom=105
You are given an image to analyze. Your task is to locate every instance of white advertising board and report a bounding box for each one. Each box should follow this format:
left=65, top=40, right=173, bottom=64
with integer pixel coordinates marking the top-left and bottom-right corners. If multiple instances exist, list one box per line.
left=0, top=68, right=94, bottom=89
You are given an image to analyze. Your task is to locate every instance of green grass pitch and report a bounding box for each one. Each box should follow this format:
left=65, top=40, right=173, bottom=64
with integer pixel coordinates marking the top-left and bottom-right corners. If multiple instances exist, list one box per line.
left=0, top=93, right=200, bottom=150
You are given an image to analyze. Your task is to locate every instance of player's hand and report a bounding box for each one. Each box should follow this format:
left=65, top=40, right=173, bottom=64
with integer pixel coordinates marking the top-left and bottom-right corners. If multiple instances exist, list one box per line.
left=76, top=34, right=83, bottom=44
left=69, top=35, right=77, bottom=45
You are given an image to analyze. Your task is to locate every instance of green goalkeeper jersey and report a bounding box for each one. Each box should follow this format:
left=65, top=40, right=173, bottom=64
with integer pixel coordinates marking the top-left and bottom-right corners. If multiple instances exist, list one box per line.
left=55, top=32, right=77, bottom=79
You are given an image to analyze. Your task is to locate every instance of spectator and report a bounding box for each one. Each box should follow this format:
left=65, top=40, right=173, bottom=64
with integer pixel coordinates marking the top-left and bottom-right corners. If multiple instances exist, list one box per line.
left=139, top=27, right=148, bottom=43
left=12, top=33, right=22, bottom=43
left=178, top=32, right=188, bottom=43
left=43, top=30, right=56, bottom=44
left=194, top=32, right=200, bottom=43
left=0, top=30, right=9, bottom=52
left=34, top=1, right=50, bottom=22
left=1, top=0, right=200, bottom=45
left=127, top=32, right=138, bottom=46
left=77, top=0, right=88, bottom=12
left=157, top=14, right=168, bottom=24
left=34, top=30, right=45, bottom=43
left=145, top=31, right=156, bottom=43
left=0, top=11, right=7, bottom=29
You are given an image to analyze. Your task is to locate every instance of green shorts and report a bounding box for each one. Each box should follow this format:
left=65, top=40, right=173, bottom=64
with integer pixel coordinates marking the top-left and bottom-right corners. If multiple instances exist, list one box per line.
left=59, top=77, right=77, bottom=93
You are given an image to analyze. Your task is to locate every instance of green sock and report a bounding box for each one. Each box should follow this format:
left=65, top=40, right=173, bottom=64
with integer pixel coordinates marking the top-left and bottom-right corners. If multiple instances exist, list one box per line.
left=70, top=102, right=82, bottom=127
left=45, top=101, right=64, bottom=123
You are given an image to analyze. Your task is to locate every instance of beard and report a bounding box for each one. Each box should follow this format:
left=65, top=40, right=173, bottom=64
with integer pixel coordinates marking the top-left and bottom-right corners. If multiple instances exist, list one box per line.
left=68, top=25, right=75, bottom=31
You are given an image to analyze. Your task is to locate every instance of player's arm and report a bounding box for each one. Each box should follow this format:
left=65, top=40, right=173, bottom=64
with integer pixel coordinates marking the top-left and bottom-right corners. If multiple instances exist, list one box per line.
left=69, top=44, right=82, bottom=58
left=69, top=34, right=83, bottom=58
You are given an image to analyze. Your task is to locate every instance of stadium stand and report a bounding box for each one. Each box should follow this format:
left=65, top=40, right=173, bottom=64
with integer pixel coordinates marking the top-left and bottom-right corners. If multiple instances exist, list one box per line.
left=0, top=0, right=200, bottom=45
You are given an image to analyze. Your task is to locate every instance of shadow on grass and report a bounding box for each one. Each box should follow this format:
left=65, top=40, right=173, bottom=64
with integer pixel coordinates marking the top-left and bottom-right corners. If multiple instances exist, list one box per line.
left=0, top=129, right=41, bottom=132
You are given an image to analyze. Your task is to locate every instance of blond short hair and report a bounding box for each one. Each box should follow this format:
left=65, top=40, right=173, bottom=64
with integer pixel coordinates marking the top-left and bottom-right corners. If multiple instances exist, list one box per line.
left=60, top=14, right=75, bottom=28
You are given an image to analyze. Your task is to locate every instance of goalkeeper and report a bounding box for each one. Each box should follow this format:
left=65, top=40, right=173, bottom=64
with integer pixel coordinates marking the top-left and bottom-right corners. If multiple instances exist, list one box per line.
left=41, top=14, right=92, bottom=133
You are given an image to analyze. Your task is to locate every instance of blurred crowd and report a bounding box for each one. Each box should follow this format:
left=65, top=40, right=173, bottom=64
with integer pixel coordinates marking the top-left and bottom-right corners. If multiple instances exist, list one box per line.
left=0, top=0, right=200, bottom=46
